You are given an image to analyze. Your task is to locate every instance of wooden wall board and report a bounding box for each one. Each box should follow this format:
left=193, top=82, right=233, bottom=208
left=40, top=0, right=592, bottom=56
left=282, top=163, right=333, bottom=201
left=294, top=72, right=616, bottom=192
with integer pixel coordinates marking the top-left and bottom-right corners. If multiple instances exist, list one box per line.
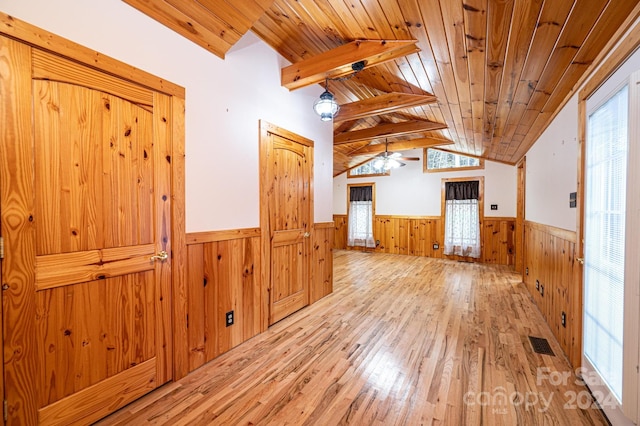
left=333, top=214, right=515, bottom=266
left=523, top=221, right=581, bottom=368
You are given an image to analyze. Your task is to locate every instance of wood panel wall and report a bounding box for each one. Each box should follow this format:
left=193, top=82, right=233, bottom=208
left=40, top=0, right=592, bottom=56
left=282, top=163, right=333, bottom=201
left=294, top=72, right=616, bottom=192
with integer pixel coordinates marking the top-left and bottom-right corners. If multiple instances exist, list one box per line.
left=185, top=228, right=262, bottom=372
left=184, top=223, right=333, bottom=373
left=333, top=215, right=515, bottom=266
left=523, top=221, right=581, bottom=368
left=311, top=223, right=334, bottom=303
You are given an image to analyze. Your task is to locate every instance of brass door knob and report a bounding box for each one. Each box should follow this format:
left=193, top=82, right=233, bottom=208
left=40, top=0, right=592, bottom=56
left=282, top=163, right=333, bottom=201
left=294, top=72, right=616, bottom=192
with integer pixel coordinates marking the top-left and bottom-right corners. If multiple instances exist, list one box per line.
left=150, top=250, right=169, bottom=262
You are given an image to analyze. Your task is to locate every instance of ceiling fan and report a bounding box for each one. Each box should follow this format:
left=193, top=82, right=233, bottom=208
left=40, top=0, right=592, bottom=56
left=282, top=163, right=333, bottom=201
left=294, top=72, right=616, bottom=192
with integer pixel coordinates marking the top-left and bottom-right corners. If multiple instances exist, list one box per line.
left=371, top=141, right=420, bottom=170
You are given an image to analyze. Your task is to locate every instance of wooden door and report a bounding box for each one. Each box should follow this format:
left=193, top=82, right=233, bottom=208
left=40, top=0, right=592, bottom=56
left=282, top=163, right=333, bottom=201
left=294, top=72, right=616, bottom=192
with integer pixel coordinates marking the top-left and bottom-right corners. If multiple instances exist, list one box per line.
left=0, top=37, right=172, bottom=425
left=260, top=122, right=313, bottom=326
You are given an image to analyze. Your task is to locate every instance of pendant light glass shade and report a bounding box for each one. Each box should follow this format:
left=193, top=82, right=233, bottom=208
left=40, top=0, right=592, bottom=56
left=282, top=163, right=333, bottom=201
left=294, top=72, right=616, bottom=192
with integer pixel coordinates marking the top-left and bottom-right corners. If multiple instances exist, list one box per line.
left=313, top=89, right=339, bottom=121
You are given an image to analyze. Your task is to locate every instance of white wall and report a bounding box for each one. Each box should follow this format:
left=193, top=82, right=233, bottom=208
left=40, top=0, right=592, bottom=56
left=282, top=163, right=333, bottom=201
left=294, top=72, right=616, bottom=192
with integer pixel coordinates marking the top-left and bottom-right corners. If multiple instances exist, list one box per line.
left=1, top=0, right=334, bottom=231
left=525, top=94, right=579, bottom=231
left=333, top=149, right=517, bottom=217
left=525, top=18, right=640, bottom=232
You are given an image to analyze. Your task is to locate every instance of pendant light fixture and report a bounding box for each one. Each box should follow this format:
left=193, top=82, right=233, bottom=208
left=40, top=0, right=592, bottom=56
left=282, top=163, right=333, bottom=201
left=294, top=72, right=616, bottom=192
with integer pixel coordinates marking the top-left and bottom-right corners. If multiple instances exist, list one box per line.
left=313, top=61, right=366, bottom=122
left=313, top=78, right=339, bottom=121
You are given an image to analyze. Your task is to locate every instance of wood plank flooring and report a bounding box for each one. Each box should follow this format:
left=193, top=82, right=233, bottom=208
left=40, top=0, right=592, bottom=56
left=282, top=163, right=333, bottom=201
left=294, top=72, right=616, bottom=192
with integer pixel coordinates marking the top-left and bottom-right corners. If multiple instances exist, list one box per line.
left=97, top=250, right=607, bottom=425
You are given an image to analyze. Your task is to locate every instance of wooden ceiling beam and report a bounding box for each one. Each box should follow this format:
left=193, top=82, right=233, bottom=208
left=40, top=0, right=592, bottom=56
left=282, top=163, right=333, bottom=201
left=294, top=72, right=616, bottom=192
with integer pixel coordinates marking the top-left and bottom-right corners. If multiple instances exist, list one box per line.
left=350, top=138, right=453, bottom=155
left=334, top=120, right=447, bottom=145
left=334, top=92, right=437, bottom=122
left=281, top=40, right=420, bottom=91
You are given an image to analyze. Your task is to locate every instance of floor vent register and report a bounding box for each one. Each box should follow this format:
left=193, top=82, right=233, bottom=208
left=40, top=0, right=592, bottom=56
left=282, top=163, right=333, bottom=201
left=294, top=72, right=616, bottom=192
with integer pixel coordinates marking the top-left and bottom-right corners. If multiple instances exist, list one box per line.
left=528, top=336, right=555, bottom=356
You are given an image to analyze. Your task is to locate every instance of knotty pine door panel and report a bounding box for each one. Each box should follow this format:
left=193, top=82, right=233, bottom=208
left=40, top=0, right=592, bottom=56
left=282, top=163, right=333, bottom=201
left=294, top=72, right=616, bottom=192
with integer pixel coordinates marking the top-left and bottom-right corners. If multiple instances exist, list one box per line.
left=34, top=83, right=155, bottom=254
left=260, top=123, right=313, bottom=326
left=1, top=37, right=172, bottom=425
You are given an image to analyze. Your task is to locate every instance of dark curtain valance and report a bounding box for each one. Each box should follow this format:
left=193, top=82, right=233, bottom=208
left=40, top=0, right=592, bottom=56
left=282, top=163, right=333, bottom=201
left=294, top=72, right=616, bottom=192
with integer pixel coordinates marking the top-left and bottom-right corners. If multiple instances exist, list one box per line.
left=445, top=181, right=479, bottom=200
left=350, top=185, right=372, bottom=202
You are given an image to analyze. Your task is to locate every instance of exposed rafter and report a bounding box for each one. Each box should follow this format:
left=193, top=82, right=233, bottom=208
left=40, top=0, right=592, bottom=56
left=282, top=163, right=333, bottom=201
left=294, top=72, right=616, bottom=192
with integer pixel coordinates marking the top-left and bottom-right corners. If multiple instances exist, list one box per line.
left=350, top=138, right=453, bottom=156
left=334, top=120, right=448, bottom=145
left=281, top=40, right=420, bottom=91
left=334, top=92, right=437, bottom=122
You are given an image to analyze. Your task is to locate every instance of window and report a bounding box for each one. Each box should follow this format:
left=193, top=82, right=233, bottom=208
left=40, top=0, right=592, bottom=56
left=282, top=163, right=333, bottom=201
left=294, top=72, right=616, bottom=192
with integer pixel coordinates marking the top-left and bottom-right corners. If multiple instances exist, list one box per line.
left=347, top=184, right=375, bottom=248
left=425, top=148, right=483, bottom=172
left=443, top=180, right=482, bottom=258
left=347, top=161, right=390, bottom=178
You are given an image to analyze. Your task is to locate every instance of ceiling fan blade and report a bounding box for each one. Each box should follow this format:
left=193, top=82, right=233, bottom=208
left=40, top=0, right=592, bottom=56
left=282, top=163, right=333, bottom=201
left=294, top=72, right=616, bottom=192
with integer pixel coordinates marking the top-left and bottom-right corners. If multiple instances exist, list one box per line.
left=389, top=152, right=402, bottom=159
left=396, top=156, right=420, bottom=161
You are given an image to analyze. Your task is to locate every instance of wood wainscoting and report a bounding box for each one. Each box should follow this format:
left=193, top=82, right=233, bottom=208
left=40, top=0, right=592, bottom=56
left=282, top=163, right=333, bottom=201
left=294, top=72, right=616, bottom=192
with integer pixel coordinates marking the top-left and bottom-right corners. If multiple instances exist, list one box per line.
left=523, top=221, right=581, bottom=369
left=185, top=228, right=262, bottom=372
left=184, top=223, right=333, bottom=374
left=334, top=215, right=515, bottom=266
left=311, top=223, right=334, bottom=304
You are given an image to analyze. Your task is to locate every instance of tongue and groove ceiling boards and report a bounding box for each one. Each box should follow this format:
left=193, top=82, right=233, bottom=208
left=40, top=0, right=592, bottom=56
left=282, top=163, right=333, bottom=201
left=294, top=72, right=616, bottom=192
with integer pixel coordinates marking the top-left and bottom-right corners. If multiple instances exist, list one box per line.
left=122, top=0, right=640, bottom=176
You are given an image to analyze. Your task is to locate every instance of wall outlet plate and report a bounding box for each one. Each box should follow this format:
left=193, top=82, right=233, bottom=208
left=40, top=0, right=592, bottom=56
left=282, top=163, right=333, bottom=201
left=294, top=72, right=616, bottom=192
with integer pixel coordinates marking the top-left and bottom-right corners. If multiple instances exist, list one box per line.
left=561, top=311, right=566, bottom=328
left=226, top=310, right=234, bottom=327
left=433, top=243, right=439, bottom=250
left=490, top=204, right=498, bottom=210
left=525, top=267, right=529, bottom=276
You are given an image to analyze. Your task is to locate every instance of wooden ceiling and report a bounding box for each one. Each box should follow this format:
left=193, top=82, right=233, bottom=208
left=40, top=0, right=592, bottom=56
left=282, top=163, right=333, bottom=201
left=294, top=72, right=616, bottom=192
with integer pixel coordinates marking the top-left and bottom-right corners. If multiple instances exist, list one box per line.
left=123, top=0, right=640, bottom=176
left=122, top=0, right=275, bottom=58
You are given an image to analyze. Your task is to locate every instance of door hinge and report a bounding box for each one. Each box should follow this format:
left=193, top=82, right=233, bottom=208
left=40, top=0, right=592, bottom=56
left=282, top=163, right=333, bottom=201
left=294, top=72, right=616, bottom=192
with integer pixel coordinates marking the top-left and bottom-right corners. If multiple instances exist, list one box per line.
left=0, top=236, right=4, bottom=259
left=4, top=399, right=8, bottom=421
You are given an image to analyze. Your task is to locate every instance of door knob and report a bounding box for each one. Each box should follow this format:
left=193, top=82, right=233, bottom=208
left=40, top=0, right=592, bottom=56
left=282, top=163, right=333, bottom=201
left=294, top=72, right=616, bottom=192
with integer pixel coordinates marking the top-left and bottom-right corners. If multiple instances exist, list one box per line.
left=303, top=232, right=310, bottom=238
left=576, top=257, right=584, bottom=265
left=150, top=250, right=168, bottom=262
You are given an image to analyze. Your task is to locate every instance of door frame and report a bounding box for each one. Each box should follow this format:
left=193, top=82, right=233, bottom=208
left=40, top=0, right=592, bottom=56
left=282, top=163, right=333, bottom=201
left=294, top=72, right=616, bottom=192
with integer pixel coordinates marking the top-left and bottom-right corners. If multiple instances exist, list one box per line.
left=0, top=14, right=187, bottom=423
left=515, top=157, right=526, bottom=275
left=576, top=23, right=640, bottom=425
left=259, top=120, right=314, bottom=330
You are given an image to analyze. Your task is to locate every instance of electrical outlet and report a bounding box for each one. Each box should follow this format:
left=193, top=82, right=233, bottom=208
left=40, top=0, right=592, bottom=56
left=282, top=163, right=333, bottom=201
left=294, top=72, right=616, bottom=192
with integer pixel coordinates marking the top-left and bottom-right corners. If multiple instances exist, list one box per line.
left=433, top=243, right=439, bottom=250
left=540, top=284, right=544, bottom=296
left=525, top=267, right=529, bottom=276
left=226, top=310, right=234, bottom=327
left=535, top=279, right=539, bottom=290
left=561, top=311, right=566, bottom=328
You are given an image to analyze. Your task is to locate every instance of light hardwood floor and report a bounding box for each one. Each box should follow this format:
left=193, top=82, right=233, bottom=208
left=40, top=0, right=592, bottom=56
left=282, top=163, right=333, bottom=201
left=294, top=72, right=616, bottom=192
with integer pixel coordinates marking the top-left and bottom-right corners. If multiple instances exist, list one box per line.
left=97, top=250, right=607, bottom=425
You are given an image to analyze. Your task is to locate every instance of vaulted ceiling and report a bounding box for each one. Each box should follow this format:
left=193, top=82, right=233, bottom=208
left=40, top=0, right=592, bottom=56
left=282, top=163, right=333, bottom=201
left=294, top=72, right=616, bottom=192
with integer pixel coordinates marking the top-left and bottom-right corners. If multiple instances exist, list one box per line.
left=123, top=0, right=640, bottom=176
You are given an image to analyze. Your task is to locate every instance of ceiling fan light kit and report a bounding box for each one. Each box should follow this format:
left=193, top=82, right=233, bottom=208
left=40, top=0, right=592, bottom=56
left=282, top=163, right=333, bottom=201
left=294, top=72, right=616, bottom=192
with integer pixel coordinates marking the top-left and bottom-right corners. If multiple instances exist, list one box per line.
left=373, top=156, right=404, bottom=170
left=372, top=140, right=420, bottom=170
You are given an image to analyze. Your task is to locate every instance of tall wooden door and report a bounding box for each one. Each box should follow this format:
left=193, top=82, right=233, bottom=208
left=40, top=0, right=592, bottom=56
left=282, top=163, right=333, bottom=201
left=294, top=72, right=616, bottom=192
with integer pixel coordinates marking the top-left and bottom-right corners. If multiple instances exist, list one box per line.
left=260, top=122, right=313, bottom=326
left=0, top=37, right=173, bottom=425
